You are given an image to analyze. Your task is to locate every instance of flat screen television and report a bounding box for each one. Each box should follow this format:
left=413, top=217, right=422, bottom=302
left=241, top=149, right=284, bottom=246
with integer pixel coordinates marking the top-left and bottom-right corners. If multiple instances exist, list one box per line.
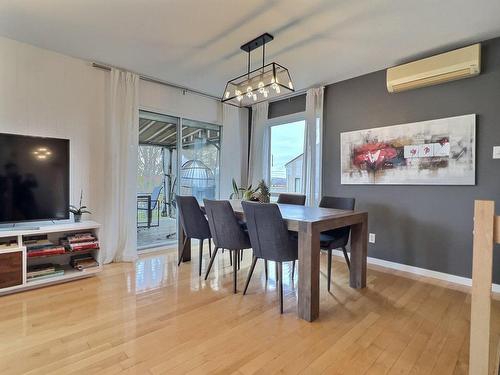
left=0, top=133, right=70, bottom=224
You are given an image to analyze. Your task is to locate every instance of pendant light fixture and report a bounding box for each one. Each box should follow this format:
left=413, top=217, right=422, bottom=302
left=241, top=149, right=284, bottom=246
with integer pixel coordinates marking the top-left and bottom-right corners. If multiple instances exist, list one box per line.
left=222, top=33, right=294, bottom=107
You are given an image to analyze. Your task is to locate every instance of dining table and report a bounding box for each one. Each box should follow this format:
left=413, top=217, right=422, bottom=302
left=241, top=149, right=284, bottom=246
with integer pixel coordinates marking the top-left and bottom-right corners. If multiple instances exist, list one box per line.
left=178, top=199, right=368, bottom=322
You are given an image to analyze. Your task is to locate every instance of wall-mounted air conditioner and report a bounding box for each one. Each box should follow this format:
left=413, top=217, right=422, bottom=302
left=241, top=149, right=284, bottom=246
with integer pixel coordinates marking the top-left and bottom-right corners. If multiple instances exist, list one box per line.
left=387, top=43, right=481, bottom=93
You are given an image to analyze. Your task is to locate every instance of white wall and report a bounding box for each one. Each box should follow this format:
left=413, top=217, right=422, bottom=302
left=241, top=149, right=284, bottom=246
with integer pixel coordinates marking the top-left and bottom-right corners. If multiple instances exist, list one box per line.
left=0, top=36, right=107, bottom=222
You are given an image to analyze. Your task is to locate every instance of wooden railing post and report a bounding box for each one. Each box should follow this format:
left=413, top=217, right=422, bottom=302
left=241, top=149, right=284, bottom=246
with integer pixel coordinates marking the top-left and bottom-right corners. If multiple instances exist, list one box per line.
left=469, top=200, right=496, bottom=375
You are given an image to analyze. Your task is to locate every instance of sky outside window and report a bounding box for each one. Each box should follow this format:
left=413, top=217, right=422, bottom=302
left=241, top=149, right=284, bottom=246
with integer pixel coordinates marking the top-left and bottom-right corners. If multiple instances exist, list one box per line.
left=270, top=120, right=305, bottom=180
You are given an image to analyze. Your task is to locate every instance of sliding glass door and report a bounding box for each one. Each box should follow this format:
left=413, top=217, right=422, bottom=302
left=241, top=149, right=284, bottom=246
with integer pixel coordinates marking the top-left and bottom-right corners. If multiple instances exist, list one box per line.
left=137, top=111, right=179, bottom=250
left=137, top=111, right=221, bottom=250
left=179, top=119, right=220, bottom=202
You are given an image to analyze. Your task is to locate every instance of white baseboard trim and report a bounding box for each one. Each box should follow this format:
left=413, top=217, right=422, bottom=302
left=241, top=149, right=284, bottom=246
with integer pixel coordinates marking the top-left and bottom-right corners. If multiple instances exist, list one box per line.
left=331, top=250, right=500, bottom=294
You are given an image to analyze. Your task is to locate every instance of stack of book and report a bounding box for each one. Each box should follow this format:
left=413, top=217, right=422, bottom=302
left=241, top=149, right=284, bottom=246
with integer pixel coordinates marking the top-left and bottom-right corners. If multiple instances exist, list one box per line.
left=27, top=263, right=64, bottom=281
left=70, top=254, right=99, bottom=271
left=60, top=232, right=99, bottom=252
left=25, top=236, right=67, bottom=257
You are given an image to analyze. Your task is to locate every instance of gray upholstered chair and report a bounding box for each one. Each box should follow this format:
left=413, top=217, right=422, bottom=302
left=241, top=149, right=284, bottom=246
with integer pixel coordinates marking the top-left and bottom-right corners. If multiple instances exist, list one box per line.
left=203, top=199, right=252, bottom=293
left=277, top=193, right=306, bottom=279
left=319, top=196, right=355, bottom=291
left=175, top=195, right=212, bottom=276
left=277, top=193, right=306, bottom=206
left=242, top=201, right=298, bottom=314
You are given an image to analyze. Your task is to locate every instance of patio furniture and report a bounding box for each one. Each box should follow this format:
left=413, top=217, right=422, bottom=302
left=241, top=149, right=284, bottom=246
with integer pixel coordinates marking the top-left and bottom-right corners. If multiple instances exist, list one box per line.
left=137, top=185, right=163, bottom=228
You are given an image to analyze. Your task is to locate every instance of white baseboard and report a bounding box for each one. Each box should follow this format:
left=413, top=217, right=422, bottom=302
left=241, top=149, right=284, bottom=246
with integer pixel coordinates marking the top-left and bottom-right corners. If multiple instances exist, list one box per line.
left=331, top=250, right=500, bottom=294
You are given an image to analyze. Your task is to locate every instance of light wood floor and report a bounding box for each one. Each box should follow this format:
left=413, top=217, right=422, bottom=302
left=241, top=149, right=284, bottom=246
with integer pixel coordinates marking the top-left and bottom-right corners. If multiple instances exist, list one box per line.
left=0, top=246, right=498, bottom=375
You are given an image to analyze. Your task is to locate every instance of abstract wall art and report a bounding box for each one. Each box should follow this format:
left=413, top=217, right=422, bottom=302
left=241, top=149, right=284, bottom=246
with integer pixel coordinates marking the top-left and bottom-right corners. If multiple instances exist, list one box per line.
left=340, top=114, right=476, bottom=185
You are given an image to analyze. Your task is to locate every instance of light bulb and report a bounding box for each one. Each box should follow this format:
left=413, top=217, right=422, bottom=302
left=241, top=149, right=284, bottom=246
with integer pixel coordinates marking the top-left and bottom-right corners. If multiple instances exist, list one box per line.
left=236, top=95, right=243, bottom=102
left=263, top=89, right=268, bottom=98
left=235, top=90, right=242, bottom=96
left=271, top=83, right=278, bottom=90
left=225, top=91, right=230, bottom=99
left=252, top=94, right=257, bottom=101
left=288, top=81, right=293, bottom=89
left=258, top=81, right=265, bottom=93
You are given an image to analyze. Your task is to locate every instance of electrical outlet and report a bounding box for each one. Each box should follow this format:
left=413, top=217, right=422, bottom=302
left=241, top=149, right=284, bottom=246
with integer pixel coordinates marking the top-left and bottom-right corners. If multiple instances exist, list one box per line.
left=493, top=146, right=500, bottom=159
left=369, top=233, right=376, bottom=243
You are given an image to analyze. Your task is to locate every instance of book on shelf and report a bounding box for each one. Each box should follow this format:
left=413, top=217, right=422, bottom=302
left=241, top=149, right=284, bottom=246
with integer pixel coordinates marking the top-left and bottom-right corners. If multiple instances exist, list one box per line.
left=27, top=263, right=64, bottom=280
left=60, top=232, right=99, bottom=252
left=27, top=247, right=66, bottom=257
left=25, top=236, right=67, bottom=257
left=70, top=254, right=99, bottom=271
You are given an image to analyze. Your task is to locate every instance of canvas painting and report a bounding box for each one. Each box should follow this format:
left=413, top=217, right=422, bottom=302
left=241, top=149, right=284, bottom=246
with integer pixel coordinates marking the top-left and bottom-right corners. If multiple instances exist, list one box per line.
left=340, top=114, right=476, bottom=185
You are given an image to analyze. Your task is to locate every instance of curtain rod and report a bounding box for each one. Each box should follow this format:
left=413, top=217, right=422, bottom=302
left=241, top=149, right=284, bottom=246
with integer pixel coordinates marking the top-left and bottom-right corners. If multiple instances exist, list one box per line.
left=91, top=62, right=221, bottom=101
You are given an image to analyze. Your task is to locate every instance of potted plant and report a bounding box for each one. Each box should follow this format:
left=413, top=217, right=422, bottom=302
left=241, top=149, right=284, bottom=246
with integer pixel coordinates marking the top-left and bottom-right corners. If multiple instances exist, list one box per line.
left=69, top=190, right=91, bottom=223
left=229, top=178, right=270, bottom=203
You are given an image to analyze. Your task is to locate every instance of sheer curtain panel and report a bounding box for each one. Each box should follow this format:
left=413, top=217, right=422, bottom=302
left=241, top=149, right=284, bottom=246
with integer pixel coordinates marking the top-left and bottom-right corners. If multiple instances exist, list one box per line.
left=303, top=87, right=324, bottom=206
left=102, top=69, right=139, bottom=263
left=247, top=101, right=269, bottom=187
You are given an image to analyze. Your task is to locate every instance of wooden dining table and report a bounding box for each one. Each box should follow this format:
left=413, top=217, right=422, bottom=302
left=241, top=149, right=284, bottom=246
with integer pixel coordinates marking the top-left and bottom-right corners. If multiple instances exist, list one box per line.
left=178, top=200, right=368, bottom=322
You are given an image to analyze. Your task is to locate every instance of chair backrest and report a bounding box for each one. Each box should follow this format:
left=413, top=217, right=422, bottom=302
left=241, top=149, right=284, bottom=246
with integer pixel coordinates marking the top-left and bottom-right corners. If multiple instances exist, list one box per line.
left=319, top=196, right=355, bottom=244
left=175, top=195, right=211, bottom=240
left=277, top=193, right=306, bottom=206
left=319, top=196, right=355, bottom=211
left=203, top=199, right=250, bottom=250
left=150, top=185, right=163, bottom=210
left=242, top=201, right=298, bottom=262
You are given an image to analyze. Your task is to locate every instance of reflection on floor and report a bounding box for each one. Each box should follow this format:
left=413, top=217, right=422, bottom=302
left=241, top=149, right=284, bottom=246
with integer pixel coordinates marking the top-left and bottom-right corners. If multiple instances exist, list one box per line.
left=1, top=246, right=499, bottom=374
left=137, top=216, right=176, bottom=249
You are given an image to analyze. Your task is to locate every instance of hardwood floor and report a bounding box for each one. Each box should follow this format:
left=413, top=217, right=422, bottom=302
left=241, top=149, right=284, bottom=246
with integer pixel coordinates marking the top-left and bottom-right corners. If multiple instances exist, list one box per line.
left=0, top=246, right=498, bottom=374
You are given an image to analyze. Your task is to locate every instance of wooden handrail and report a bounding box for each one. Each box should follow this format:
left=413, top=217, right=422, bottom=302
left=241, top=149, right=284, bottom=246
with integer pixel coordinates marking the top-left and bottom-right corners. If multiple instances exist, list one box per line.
left=469, top=200, right=498, bottom=375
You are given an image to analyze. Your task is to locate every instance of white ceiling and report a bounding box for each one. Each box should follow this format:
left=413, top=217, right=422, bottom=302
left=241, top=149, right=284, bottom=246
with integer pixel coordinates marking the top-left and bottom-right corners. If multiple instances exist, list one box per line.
left=1, top=0, right=500, bottom=97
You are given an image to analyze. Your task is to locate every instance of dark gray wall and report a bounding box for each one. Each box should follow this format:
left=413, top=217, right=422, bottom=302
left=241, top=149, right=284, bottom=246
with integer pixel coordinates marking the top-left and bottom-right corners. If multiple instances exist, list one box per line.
left=323, top=37, right=500, bottom=283
left=268, top=94, right=306, bottom=118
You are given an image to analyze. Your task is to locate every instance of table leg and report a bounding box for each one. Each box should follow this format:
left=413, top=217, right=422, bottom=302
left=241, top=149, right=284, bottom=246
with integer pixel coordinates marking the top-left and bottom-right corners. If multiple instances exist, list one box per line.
left=297, top=222, right=320, bottom=322
left=349, top=214, right=368, bottom=288
left=177, top=220, right=191, bottom=262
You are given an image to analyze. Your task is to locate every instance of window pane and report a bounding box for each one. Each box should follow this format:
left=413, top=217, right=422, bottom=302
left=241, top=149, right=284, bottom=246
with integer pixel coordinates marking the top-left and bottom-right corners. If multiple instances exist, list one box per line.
left=270, top=120, right=306, bottom=194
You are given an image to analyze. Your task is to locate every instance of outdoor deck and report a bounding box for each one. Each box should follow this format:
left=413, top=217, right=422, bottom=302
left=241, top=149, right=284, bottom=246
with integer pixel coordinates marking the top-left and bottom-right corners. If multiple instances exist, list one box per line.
left=137, top=216, right=177, bottom=249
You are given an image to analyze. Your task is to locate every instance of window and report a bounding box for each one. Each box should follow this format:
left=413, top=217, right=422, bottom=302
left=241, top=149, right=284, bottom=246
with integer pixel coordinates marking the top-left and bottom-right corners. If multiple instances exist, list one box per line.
left=269, top=119, right=306, bottom=195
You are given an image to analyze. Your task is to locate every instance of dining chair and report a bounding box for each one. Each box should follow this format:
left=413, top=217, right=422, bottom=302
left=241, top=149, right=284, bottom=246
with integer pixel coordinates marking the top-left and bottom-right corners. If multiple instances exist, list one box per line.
left=242, top=201, right=298, bottom=314
left=277, top=193, right=305, bottom=279
left=319, top=196, right=355, bottom=291
left=203, top=199, right=252, bottom=293
left=276, top=193, right=306, bottom=206
left=175, top=195, right=212, bottom=276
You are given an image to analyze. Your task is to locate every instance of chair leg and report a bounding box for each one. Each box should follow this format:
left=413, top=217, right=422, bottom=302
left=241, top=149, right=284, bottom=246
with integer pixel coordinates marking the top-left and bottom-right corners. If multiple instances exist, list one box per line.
left=342, top=246, right=351, bottom=270
left=291, top=260, right=296, bottom=280
left=178, top=237, right=188, bottom=266
left=264, top=260, right=268, bottom=280
left=208, top=239, right=212, bottom=258
left=240, top=250, right=244, bottom=261
left=233, top=250, right=238, bottom=293
left=198, top=239, right=203, bottom=277
left=327, top=249, right=332, bottom=292
left=277, top=262, right=283, bottom=314
left=204, top=247, right=219, bottom=280
left=237, top=250, right=241, bottom=271
left=243, top=256, right=258, bottom=295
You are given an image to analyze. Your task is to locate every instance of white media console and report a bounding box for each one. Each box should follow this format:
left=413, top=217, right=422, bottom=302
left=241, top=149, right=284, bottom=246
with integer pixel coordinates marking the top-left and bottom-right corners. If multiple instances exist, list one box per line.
left=0, top=221, right=102, bottom=295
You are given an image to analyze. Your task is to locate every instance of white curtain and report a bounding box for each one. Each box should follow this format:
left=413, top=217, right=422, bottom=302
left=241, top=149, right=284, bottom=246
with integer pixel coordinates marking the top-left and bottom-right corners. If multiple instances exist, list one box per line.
left=220, top=104, right=248, bottom=199
left=102, top=69, right=139, bottom=263
left=303, top=87, right=324, bottom=206
left=247, top=101, right=269, bottom=187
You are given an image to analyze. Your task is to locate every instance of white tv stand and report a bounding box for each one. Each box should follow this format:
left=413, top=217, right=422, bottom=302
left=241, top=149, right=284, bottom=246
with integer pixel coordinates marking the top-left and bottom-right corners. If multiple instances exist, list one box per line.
left=0, top=221, right=102, bottom=295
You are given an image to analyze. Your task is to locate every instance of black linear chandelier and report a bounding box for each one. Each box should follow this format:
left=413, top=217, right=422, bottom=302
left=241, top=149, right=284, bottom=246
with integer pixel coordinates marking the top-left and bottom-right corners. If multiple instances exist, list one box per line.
left=222, top=33, right=294, bottom=107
